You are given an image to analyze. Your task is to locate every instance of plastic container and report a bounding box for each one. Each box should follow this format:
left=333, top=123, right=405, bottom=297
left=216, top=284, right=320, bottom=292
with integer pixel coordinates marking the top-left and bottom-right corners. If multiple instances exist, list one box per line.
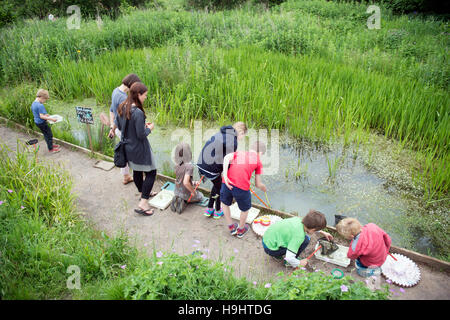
left=148, top=189, right=174, bottom=210
left=313, top=243, right=351, bottom=267
left=355, top=259, right=381, bottom=278
left=230, top=202, right=260, bottom=224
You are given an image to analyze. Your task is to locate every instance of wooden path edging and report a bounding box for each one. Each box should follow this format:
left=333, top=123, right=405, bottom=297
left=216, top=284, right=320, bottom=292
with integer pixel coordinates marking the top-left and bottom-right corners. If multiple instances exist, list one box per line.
left=1, top=116, right=449, bottom=272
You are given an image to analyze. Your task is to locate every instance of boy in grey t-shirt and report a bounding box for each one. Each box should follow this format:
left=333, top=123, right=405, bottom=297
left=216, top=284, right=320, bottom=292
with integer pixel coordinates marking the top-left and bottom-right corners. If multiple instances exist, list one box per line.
left=108, top=74, right=141, bottom=185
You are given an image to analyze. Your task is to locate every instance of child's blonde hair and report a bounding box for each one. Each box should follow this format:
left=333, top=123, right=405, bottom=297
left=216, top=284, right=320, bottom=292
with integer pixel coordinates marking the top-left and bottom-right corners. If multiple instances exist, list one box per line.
left=233, top=121, right=248, bottom=136
left=336, top=218, right=362, bottom=239
left=36, top=89, right=49, bottom=99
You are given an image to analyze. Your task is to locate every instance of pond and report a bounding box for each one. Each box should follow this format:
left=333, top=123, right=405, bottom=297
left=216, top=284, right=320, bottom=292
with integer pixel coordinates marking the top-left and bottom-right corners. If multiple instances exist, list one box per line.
left=47, top=98, right=436, bottom=255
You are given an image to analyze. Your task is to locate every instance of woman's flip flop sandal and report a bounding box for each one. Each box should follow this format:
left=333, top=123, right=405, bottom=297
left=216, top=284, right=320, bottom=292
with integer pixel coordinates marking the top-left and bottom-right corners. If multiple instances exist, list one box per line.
left=134, top=208, right=154, bottom=216
left=123, top=177, right=134, bottom=185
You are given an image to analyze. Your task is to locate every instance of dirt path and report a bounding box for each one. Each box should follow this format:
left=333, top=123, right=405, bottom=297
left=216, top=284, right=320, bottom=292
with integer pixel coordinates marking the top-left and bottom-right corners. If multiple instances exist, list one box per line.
left=1, top=124, right=449, bottom=300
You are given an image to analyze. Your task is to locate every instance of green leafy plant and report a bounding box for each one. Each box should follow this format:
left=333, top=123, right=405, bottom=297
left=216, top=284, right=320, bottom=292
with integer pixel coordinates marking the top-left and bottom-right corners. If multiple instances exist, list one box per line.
left=266, top=269, right=390, bottom=300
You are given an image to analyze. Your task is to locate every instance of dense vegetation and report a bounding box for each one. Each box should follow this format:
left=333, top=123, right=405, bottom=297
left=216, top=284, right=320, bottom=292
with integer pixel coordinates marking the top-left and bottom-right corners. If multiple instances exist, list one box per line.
left=1, top=0, right=448, bottom=28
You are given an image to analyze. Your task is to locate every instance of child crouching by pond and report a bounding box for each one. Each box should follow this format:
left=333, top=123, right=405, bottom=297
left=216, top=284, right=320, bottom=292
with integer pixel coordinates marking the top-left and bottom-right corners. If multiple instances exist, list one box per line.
left=171, top=142, right=204, bottom=214
left=262, top=209, right=333, bottom=268
left=336, top=218, right=391, bottom=277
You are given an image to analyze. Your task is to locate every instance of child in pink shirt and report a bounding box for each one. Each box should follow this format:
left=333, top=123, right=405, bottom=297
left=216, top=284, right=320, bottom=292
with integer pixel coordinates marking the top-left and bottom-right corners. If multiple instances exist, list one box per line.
left=336, top=218, right=391, bottom=269
left=221, top=141, right=267, bottom=238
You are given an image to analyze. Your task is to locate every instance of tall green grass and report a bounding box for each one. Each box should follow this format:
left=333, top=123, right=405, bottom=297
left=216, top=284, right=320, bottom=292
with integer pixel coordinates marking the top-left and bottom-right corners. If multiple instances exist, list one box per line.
left=0, top=142, right=140, bottom=298
left=0, top=0, right=448, bottom=89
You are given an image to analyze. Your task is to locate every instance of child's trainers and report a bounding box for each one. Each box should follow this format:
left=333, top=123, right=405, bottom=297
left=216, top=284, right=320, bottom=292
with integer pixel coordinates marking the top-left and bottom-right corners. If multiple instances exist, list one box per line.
left=213, top=209, right=223, bottom=219
left=204, top=208, right=214, bottom=217
left=271, top=255, right=284, bottom=264
left=236, top=224, right=250, bottom=238
left=228, top=223, right=238, bottom=236
left=170, top=196, right=177, bottom=212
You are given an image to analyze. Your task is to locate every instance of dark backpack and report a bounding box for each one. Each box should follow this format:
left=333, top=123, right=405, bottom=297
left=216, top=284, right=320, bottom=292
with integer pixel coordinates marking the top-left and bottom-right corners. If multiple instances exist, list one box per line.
left=113, top=117, right=129, bottom=168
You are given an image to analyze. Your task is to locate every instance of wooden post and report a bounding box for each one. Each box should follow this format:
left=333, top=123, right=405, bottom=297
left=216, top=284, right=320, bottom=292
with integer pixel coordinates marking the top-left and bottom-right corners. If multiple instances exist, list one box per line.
left=86, top=123, right=93, bottom=153
left=99, top=123, right=104, bottom=151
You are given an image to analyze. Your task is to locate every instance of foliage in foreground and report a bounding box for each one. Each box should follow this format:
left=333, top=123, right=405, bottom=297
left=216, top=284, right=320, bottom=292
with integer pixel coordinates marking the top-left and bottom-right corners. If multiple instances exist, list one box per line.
left=0, top=143, right=389, bottom=300
left=102, top=253, right=389, bottom=300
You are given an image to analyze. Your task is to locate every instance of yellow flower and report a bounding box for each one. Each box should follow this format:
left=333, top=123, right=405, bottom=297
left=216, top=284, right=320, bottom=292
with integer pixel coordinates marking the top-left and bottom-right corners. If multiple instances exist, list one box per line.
left=77, top=50, right=81, bottom=53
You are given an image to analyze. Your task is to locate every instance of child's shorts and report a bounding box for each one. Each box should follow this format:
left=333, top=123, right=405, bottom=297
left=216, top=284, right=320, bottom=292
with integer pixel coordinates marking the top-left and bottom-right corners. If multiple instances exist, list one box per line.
left=220, top=183, right=251, bottom=212
left=355, top=259, right=381, bottom=277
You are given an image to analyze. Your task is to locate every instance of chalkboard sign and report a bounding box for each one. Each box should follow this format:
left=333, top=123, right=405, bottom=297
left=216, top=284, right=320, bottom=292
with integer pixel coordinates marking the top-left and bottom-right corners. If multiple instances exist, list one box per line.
left=75, top=106, right=94, bottom=124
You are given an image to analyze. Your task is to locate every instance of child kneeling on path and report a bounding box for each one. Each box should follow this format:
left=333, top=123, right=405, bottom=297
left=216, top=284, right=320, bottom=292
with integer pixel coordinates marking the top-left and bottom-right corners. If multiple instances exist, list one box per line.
left=171, top=142, right=204, bottom=214
left=336, top=218, right=391, bottom=274
left=31, top=89, right=60, bottom=153
left=221, top=141, right=266, bottom=239
left=262, top=210, right=333, bottom=268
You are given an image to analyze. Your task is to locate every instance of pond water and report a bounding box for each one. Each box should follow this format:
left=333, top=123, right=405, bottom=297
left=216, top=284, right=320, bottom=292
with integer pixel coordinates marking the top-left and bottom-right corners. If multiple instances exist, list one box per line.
left=47, top=98, right=435, bottom=255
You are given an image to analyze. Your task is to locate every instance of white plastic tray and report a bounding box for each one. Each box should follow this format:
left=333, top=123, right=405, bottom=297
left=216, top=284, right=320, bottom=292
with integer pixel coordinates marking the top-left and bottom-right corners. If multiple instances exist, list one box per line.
left=229, top=202, right=260, bottom=224
left=314, top=242, right=351, bottom=267
left=252, top=215, right=283, bottom=237
left=48, top=114, right=63, bottom=124
left=148, top=189, right=174, bottom=210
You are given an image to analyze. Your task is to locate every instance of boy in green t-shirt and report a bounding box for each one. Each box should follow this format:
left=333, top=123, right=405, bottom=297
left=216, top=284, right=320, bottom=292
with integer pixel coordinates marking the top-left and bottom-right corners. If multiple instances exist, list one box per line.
left=262, top=209, right=333, bottom=268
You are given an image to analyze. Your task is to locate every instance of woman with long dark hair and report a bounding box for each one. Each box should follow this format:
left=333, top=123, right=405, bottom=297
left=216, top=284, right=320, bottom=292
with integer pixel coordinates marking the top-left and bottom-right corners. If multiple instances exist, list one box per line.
left=116, top=82, right=157, bottom=216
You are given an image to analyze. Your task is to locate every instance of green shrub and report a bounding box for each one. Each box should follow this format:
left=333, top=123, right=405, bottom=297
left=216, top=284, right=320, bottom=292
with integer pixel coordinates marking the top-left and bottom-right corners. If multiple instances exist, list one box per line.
left=102, top=252, right=390, bottom=300
left=185, top=0, right=244, bottom=9
left=266, top=269, right=390, bottom=300
left=0, top=0, right=158, bottom=27
left=0, top=84, right=37, bottom=128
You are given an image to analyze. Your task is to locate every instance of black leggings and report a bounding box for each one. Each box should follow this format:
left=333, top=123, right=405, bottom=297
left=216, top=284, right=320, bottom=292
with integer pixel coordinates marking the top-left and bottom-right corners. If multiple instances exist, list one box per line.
left=133, top=169, right=157, bottom=200
left=208, top=175, right=222, bottom=211
left=36, top=122, right=53, bottom=150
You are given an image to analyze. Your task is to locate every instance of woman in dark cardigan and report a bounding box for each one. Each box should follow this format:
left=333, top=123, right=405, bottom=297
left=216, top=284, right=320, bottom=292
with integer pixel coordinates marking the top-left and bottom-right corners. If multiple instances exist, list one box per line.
left=116, top=82, right=157, bottom=216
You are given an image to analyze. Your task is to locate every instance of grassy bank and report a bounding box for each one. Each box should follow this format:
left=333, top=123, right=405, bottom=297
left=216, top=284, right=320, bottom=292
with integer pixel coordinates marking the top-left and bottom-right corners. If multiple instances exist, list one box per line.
left=0, top=142, right=389, bottom=299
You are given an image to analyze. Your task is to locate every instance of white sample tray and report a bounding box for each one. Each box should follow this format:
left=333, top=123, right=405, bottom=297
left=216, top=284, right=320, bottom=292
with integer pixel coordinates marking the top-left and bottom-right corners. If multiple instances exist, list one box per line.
left=251, top=215, right=283, bottom=237
left=148, top=189, right=174, bottom=210
left=48, top=115, right=63, bottom=124
left=314, top=242, right=351, bottom=267
left=229, top=202, right=260, bottom=224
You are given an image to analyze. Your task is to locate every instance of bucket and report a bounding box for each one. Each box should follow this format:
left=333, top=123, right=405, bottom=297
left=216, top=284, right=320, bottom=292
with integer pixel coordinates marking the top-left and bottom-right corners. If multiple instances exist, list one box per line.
left=334, top=214, right=347, bottom=226
left=355, top=259, right=381, bottom=278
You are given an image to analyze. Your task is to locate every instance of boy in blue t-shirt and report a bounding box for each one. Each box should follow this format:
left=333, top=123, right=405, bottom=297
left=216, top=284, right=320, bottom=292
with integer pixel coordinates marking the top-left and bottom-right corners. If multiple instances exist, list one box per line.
left=31, top=89, right=60, bottom=153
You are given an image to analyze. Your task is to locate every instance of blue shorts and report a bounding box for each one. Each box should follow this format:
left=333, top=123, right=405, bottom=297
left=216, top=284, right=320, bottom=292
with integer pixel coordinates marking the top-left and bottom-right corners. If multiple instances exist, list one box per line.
left=262, top=235, right=311, bottom=258
left=220, top=183, right=252, bottom=212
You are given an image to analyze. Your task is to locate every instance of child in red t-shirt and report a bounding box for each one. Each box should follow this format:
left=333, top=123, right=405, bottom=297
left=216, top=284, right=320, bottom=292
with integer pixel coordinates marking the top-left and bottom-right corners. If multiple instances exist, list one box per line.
left=221, top=141, right=267, bottom=238
left=336, top=218, right=391, bottom=270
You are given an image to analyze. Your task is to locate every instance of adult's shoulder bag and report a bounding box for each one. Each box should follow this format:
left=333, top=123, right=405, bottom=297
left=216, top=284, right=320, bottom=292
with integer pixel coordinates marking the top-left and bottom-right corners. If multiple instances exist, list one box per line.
left=114, top=118, right=129, bottom=168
